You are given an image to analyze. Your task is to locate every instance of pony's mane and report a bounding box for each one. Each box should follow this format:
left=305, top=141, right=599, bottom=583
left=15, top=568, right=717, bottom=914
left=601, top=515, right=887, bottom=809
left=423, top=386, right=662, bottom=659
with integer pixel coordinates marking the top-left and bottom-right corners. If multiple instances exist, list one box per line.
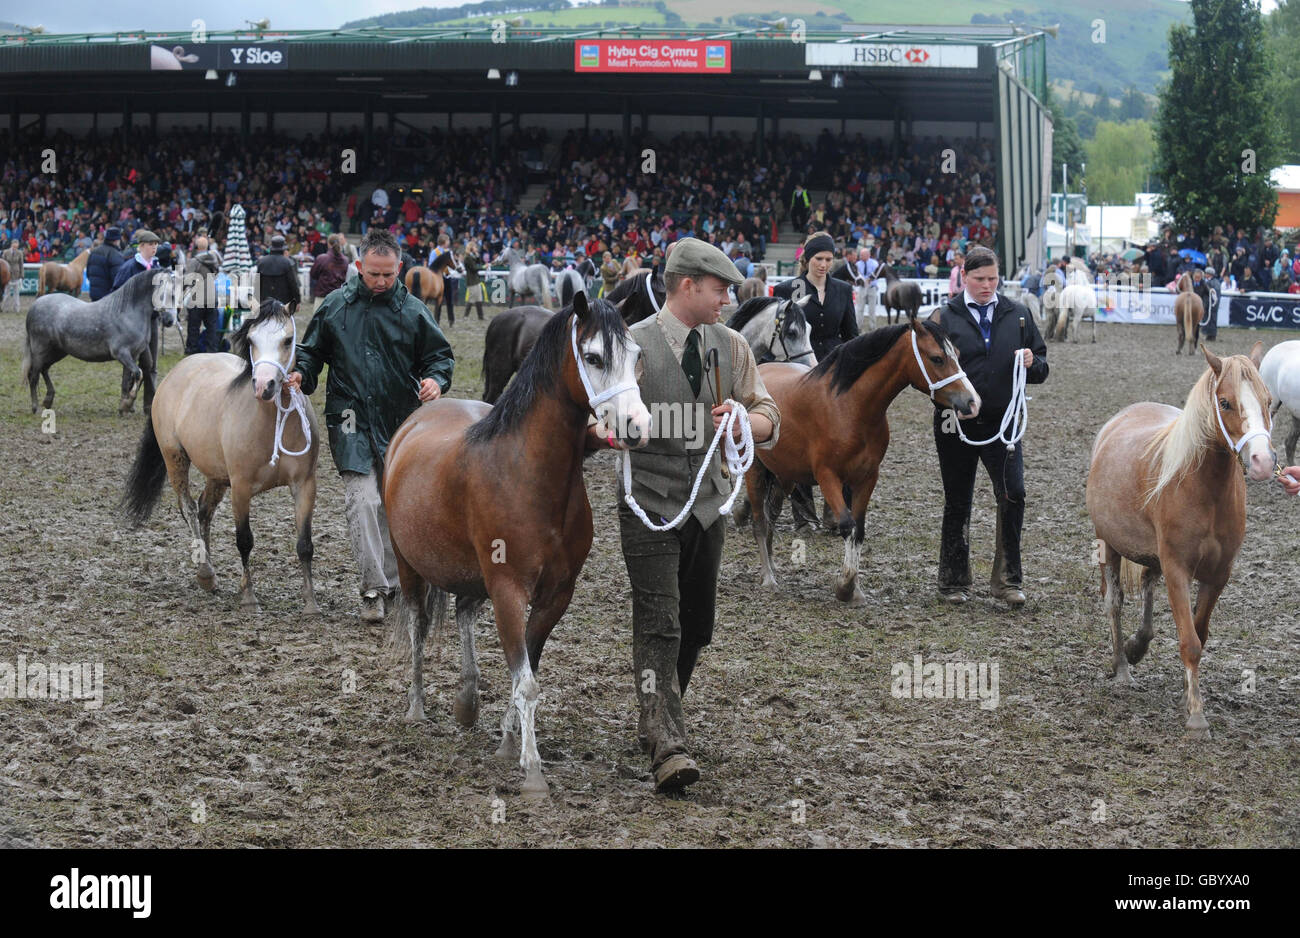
left=226, top=299, right=294, bottom=391
left=726, top=296, right=808, bottom=336
left=429, top=252, right=454, bottom=274
left=466, top=297, right=626, bottom=443
left=806, top=319, right=947, bottom=395
left=1142, top=356, right=1269, bottom=504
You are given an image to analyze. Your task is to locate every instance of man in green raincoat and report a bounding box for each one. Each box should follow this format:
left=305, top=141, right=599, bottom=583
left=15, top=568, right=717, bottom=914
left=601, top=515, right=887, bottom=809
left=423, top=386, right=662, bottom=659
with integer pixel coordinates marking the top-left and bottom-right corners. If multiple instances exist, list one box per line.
left=286, top=229, right=455, bottom=624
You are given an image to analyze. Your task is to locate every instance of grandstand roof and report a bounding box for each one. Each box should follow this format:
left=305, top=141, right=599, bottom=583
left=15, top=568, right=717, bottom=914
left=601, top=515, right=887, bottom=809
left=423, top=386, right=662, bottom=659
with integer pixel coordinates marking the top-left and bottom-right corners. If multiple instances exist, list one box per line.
left=0, top=26, right=1046, bottom=124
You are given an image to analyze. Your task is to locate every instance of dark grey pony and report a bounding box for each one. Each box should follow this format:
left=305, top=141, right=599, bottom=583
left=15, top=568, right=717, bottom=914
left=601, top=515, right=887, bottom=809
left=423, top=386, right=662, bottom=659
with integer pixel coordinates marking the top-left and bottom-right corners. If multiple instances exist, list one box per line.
left=482, top=305, right=555, bottom=404
left=22, top=267, right=177, bottom=416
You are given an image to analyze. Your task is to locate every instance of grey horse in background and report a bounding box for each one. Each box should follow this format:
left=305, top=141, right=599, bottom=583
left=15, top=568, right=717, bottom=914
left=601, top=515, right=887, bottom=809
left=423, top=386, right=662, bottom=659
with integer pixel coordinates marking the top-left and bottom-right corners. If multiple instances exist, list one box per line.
left=500, top=245, right=553, bottom=309
left=22, top=267, right=177, bottom=416
left=554, top=266, right=587, bottom=307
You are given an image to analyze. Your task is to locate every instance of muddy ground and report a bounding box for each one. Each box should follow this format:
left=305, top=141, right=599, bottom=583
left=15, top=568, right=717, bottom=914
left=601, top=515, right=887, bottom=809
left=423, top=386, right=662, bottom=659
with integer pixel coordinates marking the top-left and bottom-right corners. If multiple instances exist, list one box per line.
left=0, top=296, right=1297, bottom=848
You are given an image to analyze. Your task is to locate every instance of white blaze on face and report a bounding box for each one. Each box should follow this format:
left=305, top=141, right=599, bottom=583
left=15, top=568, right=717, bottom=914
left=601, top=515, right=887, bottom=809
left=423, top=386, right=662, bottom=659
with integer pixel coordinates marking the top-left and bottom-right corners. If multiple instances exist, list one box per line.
left=583, top=332, right=650, bottom=444
left=1238, top=383, right=1274, bottom=480
left=944, top=338, right=981, bottom=417
left=250, top=317, right=293, bottom=400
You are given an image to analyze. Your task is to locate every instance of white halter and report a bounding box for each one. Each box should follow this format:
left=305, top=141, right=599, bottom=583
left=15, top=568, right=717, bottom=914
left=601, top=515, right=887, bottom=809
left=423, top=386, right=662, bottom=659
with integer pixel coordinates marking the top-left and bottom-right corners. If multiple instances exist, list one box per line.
left=1212, top=372, right=1271, bottom=454
left=911, top=327, right=1029, bottom=452
left=570, top=316, right=640, bottom=410
left=643, top=271, right=661, bottom=314
left=573, top=310, right=753, bottom=531
left=249, top=316, right=312, bottom=466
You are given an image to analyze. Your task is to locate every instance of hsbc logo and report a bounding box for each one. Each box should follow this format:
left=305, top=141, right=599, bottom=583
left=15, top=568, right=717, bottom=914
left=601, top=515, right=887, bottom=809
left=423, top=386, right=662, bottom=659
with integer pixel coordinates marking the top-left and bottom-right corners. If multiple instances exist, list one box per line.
left=905, top=47, right=930, bottom=64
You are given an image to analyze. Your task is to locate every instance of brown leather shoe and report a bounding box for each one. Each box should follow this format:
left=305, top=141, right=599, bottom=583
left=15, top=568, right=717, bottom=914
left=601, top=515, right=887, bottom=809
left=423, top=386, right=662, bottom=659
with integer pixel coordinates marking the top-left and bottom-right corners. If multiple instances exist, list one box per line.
left=939, top=589, right=969, bottom=604
left=654, top=753, right=700, bottom=792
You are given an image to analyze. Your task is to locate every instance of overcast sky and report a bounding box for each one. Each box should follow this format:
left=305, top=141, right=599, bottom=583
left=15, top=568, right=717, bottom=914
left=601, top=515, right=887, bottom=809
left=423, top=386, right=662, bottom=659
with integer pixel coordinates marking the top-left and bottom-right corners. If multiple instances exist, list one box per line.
left=2, top=0, right=1280, bottom=35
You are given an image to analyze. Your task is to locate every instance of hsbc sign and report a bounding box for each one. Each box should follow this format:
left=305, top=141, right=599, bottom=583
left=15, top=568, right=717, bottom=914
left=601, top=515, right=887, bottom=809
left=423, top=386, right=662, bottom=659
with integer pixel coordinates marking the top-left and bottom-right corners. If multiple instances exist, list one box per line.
left=805, top=43, right=978, bottom=69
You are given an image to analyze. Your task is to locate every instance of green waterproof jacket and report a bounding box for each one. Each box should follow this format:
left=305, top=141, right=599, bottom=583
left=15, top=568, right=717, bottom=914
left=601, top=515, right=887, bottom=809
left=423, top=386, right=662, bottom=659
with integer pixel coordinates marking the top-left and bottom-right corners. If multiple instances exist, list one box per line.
left=294, top=276, right=455, bottom=475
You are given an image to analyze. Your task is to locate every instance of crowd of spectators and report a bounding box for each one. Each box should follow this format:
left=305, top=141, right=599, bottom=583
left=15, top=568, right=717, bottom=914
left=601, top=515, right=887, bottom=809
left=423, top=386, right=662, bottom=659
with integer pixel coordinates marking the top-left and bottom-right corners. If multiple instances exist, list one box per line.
left=0, top=126, right=355, bottom=268
left=1, top=121, right=1002, bottom=289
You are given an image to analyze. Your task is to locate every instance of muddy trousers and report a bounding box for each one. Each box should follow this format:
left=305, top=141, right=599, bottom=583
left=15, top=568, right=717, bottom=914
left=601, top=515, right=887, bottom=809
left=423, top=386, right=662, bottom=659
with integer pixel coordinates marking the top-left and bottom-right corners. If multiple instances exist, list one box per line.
left=619, top=504, right=725, bottom=771
left=933, top=415, right=1025, bottom=593
left=342, top=469, right=398, bottom=595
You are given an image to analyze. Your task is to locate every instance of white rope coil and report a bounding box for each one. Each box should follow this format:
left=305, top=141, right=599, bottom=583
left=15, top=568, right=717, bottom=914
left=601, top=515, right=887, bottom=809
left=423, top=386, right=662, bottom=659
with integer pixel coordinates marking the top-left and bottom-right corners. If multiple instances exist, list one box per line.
left=620, top=400, right=754, bottom=532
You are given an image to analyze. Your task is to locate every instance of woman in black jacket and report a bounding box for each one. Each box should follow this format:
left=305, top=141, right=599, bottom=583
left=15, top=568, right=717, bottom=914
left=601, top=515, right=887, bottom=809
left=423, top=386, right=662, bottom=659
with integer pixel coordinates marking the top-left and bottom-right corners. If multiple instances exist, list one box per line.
left=772, top=231, right=860, bottom=530
left=772, top=231, right=859, bottom=360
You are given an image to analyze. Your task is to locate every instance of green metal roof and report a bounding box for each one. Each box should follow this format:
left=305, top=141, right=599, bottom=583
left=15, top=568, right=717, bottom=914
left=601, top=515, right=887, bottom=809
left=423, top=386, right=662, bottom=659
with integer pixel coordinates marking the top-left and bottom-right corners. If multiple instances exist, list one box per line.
left=0, top=24, right=1046, bottom=47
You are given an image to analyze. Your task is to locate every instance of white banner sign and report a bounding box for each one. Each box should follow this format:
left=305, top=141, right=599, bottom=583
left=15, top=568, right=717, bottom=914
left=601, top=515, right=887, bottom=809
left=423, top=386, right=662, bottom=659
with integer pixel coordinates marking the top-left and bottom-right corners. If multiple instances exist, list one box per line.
left=804, top=43, right=979, bottom=69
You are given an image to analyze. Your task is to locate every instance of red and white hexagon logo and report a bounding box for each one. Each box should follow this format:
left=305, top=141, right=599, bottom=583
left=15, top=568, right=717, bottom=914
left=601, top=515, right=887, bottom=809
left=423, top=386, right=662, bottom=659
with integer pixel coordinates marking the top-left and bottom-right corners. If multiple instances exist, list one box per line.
left=905, top=47, right=930, bottom=65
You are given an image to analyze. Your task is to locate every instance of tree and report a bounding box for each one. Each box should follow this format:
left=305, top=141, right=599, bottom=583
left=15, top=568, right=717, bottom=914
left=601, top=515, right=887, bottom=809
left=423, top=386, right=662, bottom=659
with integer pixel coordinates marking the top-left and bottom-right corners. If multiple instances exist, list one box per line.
left=1266, top=0, right=1300, bottom=162
left=1043, top=83, right=1087, bottom=190
left=1154, top=0, right=1281, bottom=232
left=1084, top=120, right=1156, bottom=202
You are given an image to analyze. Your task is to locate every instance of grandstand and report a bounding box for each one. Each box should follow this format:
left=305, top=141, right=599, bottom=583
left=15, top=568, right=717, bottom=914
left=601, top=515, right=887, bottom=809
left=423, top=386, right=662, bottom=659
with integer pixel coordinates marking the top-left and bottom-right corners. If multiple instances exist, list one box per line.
left=1, top=24, right=1051, bottom=277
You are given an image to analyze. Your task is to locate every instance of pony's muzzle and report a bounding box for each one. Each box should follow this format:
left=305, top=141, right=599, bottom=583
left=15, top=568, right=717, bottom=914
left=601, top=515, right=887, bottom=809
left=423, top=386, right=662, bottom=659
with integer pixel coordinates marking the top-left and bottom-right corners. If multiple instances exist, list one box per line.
left=1247, top=445, right=1276, bottom=482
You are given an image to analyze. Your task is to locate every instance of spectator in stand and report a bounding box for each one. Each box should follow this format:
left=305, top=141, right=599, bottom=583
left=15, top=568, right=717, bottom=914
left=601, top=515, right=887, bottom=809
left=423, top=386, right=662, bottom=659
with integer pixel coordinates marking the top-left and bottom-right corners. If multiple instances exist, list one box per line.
left=1239, top=266, right=1260, bottom=293
left=948, top=250, right=965, bottom=298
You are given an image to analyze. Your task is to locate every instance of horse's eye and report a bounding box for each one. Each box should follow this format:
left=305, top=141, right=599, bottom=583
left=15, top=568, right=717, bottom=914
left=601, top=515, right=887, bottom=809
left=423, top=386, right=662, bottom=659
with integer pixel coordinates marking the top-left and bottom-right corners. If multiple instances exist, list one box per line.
left=930, top=355, right=944, bottom=365
left=1220, top=398, right=1231, bottom=411
left=585, top=354, right=604, bottom=368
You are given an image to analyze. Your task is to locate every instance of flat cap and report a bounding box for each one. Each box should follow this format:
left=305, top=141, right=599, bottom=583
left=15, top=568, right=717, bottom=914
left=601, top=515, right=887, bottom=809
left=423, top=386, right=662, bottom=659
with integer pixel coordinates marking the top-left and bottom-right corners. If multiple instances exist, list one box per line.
left=134, top=229, right=160, bottom=244
left=665, top=236, right=743, bottom=286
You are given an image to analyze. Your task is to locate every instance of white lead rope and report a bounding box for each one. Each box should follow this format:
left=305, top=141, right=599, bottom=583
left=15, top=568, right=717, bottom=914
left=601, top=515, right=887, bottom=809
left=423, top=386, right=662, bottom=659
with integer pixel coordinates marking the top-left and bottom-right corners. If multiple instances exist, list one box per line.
left=250, top=319, right=313, bottom=466
left=569, top=315, right=753, bottom=531
left=912, top=328, right=1029, bottom=452
left=619, top=400, right=754, bottom=532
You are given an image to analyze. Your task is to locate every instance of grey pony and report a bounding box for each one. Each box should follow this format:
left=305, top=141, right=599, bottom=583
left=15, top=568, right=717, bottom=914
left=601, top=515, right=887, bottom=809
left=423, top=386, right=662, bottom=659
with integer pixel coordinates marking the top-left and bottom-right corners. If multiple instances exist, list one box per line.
left=22, top=267, right=177, bottom=416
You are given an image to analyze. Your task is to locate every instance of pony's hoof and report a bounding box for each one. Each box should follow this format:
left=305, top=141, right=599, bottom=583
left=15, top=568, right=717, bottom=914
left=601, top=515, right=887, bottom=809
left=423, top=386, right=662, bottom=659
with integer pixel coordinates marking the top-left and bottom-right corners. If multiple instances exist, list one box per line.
left=761, top=575, right=779, bottom=592
left=303, top=599, right=321, bottom=617
left=521, top=770, right=550, bottom=798
left=404, top=702, right=427, bottom=723
left=1110, top=667, right=1136, bottom=687
left=453, top=686, right=480, bottom=727
left=834, top=583, right=865, bottom=606
left=1185, top=712, right=1210, bottom=738
left=239, top=597, right=261, bottom=614
left=196, top=568, right=216, bottom=592
left=495, top=732, right=519, bottom=761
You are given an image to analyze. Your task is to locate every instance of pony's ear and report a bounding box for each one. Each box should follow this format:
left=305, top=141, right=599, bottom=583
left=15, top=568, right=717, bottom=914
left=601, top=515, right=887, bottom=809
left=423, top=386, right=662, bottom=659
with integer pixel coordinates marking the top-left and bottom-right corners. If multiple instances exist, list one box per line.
left=1202, top=343, right=1223, bottom=375
left=573, top=290, right=591, bottom=322
left=287, top=299, right=300, bottom=314
left=794, top=293, right=813, bottom=307
left=1249, top=340, right=1265, bottom=369
left=927, top=307, right=943, bottom=325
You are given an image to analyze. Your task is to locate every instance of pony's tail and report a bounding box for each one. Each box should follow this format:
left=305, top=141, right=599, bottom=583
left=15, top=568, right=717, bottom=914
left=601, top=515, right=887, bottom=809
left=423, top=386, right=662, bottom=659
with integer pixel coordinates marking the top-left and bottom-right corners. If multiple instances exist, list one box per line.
left=120, top=419, right=168, bottom=527
left=19, top=329, right=31, bottom=390
left=1120, top=558, right=1146, bottom=598
left=385, top=583, right=449, bottom=664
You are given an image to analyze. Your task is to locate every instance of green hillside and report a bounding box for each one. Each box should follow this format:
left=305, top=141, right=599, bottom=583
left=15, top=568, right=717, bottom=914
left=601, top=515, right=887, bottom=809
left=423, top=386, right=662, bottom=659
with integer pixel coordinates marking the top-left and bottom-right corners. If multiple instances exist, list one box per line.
left=342, top=0, right=1187, bottom=97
